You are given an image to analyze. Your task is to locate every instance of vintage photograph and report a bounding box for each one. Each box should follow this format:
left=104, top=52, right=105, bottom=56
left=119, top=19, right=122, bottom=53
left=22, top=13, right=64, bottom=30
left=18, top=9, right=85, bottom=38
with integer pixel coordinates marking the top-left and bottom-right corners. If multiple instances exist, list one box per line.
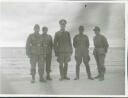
left=0, top=1, right=125, bottom=96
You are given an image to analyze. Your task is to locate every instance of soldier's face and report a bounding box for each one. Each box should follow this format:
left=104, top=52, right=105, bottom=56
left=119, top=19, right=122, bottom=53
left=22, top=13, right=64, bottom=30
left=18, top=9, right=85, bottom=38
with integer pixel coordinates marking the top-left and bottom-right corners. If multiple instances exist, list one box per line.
left=34, top=26, right=40, bottom=32
left=79, top=28, right=84, bottom=33
left=43, top=28, right=48, bottom=34
left=94, top=30, right=100, bottom=35
left=60, top=24, right=66, bottom=31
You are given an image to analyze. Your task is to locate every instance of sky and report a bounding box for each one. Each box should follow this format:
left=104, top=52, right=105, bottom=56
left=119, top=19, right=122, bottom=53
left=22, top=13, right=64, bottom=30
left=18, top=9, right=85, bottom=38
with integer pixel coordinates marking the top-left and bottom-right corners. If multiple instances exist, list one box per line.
left=0, top=2, right=125, bottom=47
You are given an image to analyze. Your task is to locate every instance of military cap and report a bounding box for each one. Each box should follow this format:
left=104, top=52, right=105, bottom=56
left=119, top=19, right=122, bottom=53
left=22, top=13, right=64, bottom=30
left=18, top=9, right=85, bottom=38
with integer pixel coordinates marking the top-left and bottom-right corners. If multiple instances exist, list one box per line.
left=93, top=26, right=100, bottom=31
left=42, top=26, right=48, bottom=30
left=79, top=25, right=84, bottom=30
left=34, top=24, right=40, bottom=29
left=59, top=19, right=67, bottom=25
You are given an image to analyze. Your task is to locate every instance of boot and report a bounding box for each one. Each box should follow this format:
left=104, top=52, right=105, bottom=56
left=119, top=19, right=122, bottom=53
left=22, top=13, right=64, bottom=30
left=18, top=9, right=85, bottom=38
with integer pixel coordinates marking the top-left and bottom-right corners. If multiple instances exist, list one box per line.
left=99, top=69, right=105, bottom=81
left=46, top=73, right=52, bottom=80
left=74, top=65, right=80, bottom=80
left=94, top=74, right=100, bottom=79
left=59, top=64, right=64, bottom=81
left=39, top=77, right=46, bottom=82
left=31, top=68, right=36, bottom=83
left=64, top=77, right=70, bottom=80
left=88, top=77, right=94, bottom=80
left=63, top=63, right=70, bottom=80
left=86, top=64, right=94, bottom=80
left=98, top=75, right=104, bottom=81
left=31, top=75, right=35, bottom=83
left=74, top=77, right=79, bottom=80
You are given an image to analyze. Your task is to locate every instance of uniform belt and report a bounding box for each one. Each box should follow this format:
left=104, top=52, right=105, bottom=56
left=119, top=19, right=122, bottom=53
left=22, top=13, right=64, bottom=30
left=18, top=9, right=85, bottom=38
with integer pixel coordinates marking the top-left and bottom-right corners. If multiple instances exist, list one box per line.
left=31, top=44, right=41, bottom=47
left=37, top=44, right=41, bottom=47
left=95, top=47, right=104, bottom=48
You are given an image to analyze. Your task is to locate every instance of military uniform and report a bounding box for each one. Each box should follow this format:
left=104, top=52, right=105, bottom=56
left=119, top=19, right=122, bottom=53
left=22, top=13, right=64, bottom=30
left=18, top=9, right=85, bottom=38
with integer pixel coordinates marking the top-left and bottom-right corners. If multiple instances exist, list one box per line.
left=41, top=33, right=52, bottom=80
left=93, top=27, right=109, bottom=81
left=26, top=33, right=44, bottom=81
left=54, top=19, right=73, bottom=80
left=73, top=33, right=93, bottom=79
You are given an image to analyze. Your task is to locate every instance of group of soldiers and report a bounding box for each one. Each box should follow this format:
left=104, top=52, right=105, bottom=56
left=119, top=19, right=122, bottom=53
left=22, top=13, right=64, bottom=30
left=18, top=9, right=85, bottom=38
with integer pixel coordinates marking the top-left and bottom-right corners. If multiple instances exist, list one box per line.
left=26, top=19, right=109, bottom=83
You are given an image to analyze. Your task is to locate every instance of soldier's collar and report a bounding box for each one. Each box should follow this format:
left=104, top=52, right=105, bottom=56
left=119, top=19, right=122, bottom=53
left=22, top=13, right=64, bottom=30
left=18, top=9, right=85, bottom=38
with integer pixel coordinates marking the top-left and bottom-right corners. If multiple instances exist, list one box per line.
left=60, top=30, right=65, bottom=33
left=34, top=32, right=40, bottom=36
left=42, top=33, right=47, bottom=35
left=96, top=34, right=101, bottom=36
left=79, top=33, right=84, bottom=35
left=60, top=29, right=65, bottom=32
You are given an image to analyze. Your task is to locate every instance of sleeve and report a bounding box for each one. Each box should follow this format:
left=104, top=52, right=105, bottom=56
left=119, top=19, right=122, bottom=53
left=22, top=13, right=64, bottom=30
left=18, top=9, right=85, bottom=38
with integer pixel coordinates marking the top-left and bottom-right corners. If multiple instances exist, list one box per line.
left=86, top=36, right=89, bottom=48
left=49, top=35, right=53, bottom=51
left=68, top=32, right=73, bottom=54
left=54, top=33, right=58, bottom=56
left=93, top=37, right=96, bottom=55
left=103, top=36, right=109, bottom=53
left=26, top=35, right=31, bottom=57
left=73, top=36, right=77, bottom=48
left=93, top=36, right=96, bottom=47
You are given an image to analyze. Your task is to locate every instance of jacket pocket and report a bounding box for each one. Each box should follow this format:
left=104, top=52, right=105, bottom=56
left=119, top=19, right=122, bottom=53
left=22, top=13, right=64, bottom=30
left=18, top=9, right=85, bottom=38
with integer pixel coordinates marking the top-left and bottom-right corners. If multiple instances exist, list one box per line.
left=97, top=48, right=106, bottom=55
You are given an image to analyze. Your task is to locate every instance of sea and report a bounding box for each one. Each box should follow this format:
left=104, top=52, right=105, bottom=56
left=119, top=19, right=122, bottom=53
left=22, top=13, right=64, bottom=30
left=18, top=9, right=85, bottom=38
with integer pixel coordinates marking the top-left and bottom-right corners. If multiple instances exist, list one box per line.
left=0, top=47, right=125, bottom=76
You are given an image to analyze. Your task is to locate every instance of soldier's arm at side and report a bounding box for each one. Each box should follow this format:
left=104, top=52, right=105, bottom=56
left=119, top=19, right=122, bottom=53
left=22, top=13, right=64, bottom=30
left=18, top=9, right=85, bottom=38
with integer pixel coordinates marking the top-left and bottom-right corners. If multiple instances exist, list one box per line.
left=54, top=33, right=58, bottom=56
left=86, top=36, right=89, bottom=49
left=93, top=37, right=96, bottom=55
left=26, top=35, right=31, bottom=57
left=73, top=36, right=77, bottom=48
left=49, top=35, right=53, bottom=51
left=103, top=36, right=109, bottom=53
left=68, top=32, right=73, bottom=54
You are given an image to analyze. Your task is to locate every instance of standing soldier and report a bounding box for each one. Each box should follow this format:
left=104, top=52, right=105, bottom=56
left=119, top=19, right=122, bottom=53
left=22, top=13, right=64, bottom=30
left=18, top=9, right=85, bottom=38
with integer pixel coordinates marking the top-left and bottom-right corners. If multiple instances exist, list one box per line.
left=54, top=19, right=73, bottom=80
left=73, top=26, right=93, bottom=80
left=41, top=26, right=53, bottom=80
left=26, top=24, right=45, bottom=83
left=93, top=26, right=109, bottom=81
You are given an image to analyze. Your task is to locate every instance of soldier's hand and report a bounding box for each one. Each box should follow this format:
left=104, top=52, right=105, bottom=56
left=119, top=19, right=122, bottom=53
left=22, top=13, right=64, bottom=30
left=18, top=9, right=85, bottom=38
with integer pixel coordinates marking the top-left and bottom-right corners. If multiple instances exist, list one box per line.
left=105, top=49, right=108, bottom=53
left=55, top=52, right=58, bottom=57
left=70, top=52, right=72, bottom=56
left=93, top=50, right=96, bottom=55
left=27, top=53, right=31, bottom=58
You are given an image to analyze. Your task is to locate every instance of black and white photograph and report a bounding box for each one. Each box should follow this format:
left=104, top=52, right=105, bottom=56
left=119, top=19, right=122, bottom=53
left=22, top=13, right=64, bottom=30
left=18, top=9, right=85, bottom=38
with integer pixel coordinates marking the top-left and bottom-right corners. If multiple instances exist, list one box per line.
left=0, top=0, right=127, bottom=96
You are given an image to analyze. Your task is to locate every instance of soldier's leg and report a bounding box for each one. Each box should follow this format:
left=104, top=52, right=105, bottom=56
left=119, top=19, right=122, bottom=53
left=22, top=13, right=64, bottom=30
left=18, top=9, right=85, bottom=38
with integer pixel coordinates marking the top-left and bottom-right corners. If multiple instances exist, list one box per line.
left=59, top=62, right=64, bottom=80
left=63, top=62, right=70, bottom=80
left=38, top=55, right=46, bottom=82
left=98, top=54, right=106, bottom=81
left=63, top=54, right=71, bottom=80
left=94, top=53, right=101, bottom=78
left=83, top=55, right=94, bottom=80
left=74, top=55, right=82, bottom=80
left=58, top=55, right=64, bottom=80
left=30, top=55, right=37, bottom=83
left=46, top=54, right=52, bottom=80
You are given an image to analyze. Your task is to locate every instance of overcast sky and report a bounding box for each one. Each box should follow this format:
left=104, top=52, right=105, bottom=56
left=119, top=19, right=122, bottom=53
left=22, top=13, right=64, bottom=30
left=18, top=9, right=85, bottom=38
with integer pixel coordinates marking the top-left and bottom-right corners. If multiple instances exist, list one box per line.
left=0, top=2, right=125, bottom=47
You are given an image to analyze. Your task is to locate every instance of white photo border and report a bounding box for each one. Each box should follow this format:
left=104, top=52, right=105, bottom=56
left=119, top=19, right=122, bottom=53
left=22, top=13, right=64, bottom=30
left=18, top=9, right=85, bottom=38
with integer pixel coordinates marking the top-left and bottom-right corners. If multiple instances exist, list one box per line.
left=0, top=0, right=127, bottom=97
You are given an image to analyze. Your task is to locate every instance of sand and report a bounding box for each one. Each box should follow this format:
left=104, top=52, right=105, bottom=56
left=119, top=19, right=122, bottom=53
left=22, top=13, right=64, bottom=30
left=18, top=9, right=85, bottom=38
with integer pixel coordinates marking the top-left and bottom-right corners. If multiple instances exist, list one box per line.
left=0, top=65, right=125, bottom=95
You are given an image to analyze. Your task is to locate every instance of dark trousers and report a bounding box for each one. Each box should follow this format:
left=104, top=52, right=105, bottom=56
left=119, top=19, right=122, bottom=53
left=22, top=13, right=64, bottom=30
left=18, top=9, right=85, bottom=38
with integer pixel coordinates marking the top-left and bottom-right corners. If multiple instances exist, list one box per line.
left=30, top=55, right=44, bottom=79
left=94, top=53, right=106, bottom=78
left=46, top=53, right=52, bottom=75
left=75, top=54, right=92, bottom=78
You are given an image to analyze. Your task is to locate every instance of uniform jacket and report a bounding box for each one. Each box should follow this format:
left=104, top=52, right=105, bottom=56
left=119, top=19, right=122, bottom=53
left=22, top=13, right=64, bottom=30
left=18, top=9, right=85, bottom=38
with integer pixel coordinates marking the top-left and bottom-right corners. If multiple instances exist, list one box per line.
left=41, top=33, right=52, bottom=55
left=54, top=30, right=73, bottom=56
left=93, top=34, right=109, bottom=55
left=26, top=33, right=42, bottom=57
left=73, top=33, right=89, bottom=55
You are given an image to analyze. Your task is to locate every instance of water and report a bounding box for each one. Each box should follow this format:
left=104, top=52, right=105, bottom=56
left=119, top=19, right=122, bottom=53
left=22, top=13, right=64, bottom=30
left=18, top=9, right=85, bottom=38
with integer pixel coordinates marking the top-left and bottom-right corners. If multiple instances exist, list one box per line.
left=0, top=47, right=125, bottom=65
left=0, top=47, right=125, bottom=75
